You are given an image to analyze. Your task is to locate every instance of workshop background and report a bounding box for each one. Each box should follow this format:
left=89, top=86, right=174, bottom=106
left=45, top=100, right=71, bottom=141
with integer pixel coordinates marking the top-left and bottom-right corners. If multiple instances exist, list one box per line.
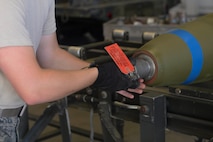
left=27, top=0, right=213, bottom=142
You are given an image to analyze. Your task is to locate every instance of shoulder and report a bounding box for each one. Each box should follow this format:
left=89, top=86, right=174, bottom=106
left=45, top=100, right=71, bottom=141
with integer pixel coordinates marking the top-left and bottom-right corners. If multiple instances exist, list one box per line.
left=0, top=0, right=25, bottom=19
left=0, top=0, right=32, bottom=48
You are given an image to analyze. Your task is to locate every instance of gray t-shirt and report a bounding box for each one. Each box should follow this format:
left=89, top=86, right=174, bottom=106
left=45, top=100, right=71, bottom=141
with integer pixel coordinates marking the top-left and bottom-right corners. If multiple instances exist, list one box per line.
left=0, top=0, right=56, bottom=109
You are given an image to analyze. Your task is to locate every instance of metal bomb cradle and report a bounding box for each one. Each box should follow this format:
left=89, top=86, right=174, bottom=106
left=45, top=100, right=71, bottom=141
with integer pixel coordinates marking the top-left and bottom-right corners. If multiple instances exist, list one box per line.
left=25, top=14, right=213, bottom=142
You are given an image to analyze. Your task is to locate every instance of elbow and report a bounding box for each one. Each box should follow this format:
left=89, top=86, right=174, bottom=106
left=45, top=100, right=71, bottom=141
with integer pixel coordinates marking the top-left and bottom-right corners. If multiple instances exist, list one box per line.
left=24, top=97, right=39, bottom=106
left=19, top=89, right=45, bottom=105
left=22, top=94, right=40, bottom=105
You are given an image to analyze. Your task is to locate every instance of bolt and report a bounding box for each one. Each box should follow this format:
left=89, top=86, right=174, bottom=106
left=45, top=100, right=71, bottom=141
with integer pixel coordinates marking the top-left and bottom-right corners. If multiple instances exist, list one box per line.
left=175, top=88, right=182, bottom=94
left=100, top=91, right=108, bottom=99
left=140, top=105, right=149, bottom=115
left=86, top=88, right=93, bottom=95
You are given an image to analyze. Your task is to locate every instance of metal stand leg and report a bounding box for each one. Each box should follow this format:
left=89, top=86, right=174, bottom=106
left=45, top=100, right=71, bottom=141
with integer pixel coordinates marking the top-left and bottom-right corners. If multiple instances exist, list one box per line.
left=59, top=108, right=72, bottom=141
left=139, top=93, right=166, bottom=142
left=112, top=118, right=124, bottom=139
left=58, top=98, right=72, bottom=142
left=23, top=98, right=72, bottom=142
left=98, top=102, right=123, bottom=142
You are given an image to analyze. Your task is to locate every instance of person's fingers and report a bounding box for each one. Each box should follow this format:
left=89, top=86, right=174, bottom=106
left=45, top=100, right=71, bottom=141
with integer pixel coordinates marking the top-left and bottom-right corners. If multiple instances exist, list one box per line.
left=127, top=88, right=143, bottom=94
left=137, top=79, right=146, bottom=89
left=116, top=90, right=134, bottom=99
left=115, top=79, right=146, bottom=99
left=139, top=83, right=146, bottom=89
left=128, top=79, right=146, bottom=94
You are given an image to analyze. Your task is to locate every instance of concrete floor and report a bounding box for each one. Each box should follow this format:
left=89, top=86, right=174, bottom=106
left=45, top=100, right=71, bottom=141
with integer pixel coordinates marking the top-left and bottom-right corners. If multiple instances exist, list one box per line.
left=27, top=103, right=200, bottom=142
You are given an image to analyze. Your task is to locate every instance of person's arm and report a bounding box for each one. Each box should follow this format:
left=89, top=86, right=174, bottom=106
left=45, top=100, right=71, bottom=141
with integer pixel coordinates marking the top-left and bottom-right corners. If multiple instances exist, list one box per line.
left=37, top=32, right=90, bottom=70
left=0, top=33, right=98, bottom=105
left=37, top=32, right=145, bottom=99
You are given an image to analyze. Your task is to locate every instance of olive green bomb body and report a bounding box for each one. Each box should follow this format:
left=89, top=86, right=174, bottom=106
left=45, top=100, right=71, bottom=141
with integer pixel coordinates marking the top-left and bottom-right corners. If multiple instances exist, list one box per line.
left=134, top=14, right=213, bottom=86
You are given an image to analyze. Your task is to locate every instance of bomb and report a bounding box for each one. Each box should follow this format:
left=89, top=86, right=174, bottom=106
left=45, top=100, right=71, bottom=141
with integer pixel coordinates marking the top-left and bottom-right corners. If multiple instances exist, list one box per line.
left=133, top=14, right=213, bottom=86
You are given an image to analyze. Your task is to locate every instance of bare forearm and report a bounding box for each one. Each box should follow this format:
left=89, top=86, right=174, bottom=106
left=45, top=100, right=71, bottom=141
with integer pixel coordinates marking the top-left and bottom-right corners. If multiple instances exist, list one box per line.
left=0, top=45, right=98, bottom=105
left=39, top=47, right=90, bottom=70
left=18, top=67, right=98, bottom=105
left=37, top=33, right=90, bottom=70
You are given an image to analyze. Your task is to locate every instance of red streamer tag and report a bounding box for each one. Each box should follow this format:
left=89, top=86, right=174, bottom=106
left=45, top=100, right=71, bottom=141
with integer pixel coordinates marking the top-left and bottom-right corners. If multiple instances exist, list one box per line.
left=105, top=43, right=134, bottom=74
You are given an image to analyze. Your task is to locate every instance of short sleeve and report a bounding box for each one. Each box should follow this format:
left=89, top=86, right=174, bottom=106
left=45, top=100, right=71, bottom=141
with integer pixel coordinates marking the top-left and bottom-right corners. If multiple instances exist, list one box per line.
left=42, top=1, right=57, bottom=35
left=0, top=0, right=33, bottom=48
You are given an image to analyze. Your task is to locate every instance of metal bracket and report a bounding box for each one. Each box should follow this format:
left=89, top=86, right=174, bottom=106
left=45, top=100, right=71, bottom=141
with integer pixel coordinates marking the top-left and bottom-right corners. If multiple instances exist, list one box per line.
left=139, top=93, right=166, bottom=142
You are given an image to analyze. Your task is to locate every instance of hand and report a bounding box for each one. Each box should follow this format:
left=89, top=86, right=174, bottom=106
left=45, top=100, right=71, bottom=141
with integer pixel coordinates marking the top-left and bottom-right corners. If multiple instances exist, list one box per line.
left=116, top=79, right=146, bottom=99
left=92, top=61, right=145, bottom=96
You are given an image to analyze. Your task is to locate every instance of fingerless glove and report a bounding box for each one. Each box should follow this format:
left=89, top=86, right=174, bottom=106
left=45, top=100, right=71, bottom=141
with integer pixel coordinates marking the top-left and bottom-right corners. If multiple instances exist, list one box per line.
left=92, top=61, right=139, bottom=92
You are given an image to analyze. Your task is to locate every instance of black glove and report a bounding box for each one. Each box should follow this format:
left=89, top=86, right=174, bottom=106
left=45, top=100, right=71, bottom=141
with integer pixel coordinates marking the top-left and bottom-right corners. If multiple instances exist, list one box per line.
left=92, top=61, right=140, bottom=92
